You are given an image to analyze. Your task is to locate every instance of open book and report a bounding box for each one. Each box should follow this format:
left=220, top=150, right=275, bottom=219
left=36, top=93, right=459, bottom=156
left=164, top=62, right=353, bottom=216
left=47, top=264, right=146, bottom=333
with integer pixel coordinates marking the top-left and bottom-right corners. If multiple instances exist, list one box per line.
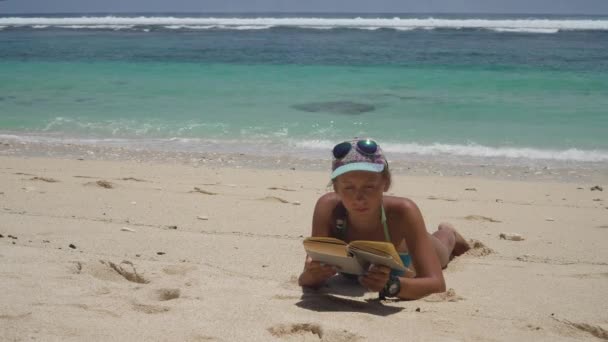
left=303, top=237, right=407, bottom=275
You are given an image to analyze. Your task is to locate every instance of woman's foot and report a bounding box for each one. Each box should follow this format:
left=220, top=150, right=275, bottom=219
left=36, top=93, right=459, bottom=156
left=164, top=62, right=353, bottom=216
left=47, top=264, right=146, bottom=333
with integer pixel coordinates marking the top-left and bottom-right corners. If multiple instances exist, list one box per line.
left=438, top=222, right=470, bottom=258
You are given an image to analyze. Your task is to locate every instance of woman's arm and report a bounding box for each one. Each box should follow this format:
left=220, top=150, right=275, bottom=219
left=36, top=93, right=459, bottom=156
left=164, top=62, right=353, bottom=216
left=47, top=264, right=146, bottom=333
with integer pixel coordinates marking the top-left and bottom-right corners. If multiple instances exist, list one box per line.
left=298, top=193, right=339, bottom=288
left=396, top=198, right=446, bottom=299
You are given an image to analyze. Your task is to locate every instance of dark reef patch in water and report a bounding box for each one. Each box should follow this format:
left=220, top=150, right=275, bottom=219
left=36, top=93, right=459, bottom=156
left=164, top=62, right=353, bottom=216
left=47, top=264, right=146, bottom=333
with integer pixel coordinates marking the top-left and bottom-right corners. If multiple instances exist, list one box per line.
left=291, top=101, right=375, bottom=115
left=75, top=97, right=95, bottom=103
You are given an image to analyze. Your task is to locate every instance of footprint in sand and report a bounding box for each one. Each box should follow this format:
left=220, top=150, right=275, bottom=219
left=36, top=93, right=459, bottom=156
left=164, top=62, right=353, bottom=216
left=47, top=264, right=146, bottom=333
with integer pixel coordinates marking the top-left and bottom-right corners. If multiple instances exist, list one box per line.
left=525, top=324, right=543, bottom=331
left=69, top=261, right=83, bottom=274
left=83, top=260, right=150, bottom=284
left=268, top=324, right=322, bottom=340
left=84, top=180, right=115, bottom=189
left=257, top=196, right=292, bottom=204
left=259, top=196, right=290, bottom=203
left=267, top=186, right=296, bottom=192
left=0, top=312, right=32, bottom=320
left=106, top=260, right=149, bottom=283
left=190, top=187, right=218, bottom=195
left=155, top=288, right=181, bottom=301
left=427, top=196, right=458, bottom=202
left=132, top=302, right=170, bottom=314
left=119, top=177, right=147, bottom=182
left=553, top=317, right=608, bottom=340
left=267, top=323, right=363, bottom=342
left=29, top=176, right=59, bottom=183
left=464, top=215, right=501, bottom=223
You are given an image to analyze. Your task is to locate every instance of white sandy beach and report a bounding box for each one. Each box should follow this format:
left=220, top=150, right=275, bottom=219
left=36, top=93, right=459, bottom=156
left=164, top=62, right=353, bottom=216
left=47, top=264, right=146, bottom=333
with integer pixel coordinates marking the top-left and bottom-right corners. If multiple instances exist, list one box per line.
left=1, top=152, right=607, bottom=341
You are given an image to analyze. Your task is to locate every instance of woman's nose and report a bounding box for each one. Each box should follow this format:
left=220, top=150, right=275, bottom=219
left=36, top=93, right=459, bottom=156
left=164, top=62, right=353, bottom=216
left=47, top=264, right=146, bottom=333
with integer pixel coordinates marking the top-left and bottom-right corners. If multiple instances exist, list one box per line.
left=355, top=189, right=366, bottom=200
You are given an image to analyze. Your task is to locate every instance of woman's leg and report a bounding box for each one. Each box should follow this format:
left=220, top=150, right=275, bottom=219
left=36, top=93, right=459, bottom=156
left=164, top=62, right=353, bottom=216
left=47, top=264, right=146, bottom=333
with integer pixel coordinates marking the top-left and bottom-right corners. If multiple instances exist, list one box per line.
left=429, top=222, right=470, bottom=268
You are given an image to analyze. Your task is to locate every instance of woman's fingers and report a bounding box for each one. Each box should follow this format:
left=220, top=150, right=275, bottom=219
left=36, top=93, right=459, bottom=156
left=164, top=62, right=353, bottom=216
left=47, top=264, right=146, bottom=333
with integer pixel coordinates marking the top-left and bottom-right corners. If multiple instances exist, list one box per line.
left=359, top=265, right=390, bottom=291
left=305, top=258, right=338, bottom=281
left=359, top=275, right=385, bottom=291
left=308, top=261, right=337, bottom=273
left=368, top=264, right=390, bottom=275
left=360, top=274, right=385, bottom=286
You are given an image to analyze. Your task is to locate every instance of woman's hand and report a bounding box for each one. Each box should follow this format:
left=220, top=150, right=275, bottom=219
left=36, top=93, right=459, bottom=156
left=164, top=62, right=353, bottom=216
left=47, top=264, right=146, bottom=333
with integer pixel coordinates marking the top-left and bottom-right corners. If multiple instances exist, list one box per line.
left=358, top=264, right=390, bottom=292
left=298, top=256, right=338, bottom=288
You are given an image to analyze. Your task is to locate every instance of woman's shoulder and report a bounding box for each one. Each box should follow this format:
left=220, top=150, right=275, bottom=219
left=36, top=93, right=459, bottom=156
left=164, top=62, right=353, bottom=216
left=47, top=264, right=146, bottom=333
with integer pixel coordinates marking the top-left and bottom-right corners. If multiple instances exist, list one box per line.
left=383, top=195, right=421, bottom=216
left=312, top=193, right=343, bottom=236
left=315, top=192, right=341, bottom=211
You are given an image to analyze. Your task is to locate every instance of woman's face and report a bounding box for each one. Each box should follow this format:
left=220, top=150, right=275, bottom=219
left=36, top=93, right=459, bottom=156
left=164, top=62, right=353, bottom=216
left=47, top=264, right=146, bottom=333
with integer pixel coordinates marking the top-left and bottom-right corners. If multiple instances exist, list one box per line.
left=334, top=171, right=387, bottom=214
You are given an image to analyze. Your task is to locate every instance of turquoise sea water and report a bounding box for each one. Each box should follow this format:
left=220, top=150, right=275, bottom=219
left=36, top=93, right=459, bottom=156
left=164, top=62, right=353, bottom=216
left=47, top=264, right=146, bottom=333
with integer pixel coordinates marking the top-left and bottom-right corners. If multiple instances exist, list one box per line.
left=1, top=14, right=607, bottom=164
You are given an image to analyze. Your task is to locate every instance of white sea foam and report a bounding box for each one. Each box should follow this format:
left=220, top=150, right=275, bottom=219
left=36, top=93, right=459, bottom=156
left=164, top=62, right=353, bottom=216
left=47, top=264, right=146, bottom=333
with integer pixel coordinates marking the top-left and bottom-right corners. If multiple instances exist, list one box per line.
left=304, top=26, right=334, bottom=30
left=393, top=27, right=417, bottom=31
left=490, top=27, right=560, bottom=34
left=57, top=24, right=135, bottom=30
left=1, top=16, right=607, bottom=32
left=2, top=132, right=607, bottom=163
left=355, top=26, right=381, bottom=31
left=164, top=25, right=217, bottom=30
left=233, top=25, right=274, bottom=30
left=386, top=142, right=608, bottom=162
left=295, top=140, right=608, bottom=162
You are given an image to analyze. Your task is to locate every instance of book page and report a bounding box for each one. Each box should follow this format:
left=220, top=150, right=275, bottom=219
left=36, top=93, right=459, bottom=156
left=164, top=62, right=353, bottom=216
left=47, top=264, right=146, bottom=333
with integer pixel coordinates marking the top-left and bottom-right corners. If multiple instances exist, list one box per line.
left=348, top=240, right=403, bottom=267
left=304, top=249, right=366, bottom=275
left=303, top=238, right=366, bottom=275
left=349, top=249, right=406, bottom=271
left=303, top=237, right=347, bottom=245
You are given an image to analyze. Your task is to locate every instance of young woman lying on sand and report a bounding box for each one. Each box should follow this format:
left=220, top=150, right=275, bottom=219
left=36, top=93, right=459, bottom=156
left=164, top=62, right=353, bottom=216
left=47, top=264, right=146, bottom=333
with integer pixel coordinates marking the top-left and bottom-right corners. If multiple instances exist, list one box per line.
left=298, top=138, right=470, bottom=300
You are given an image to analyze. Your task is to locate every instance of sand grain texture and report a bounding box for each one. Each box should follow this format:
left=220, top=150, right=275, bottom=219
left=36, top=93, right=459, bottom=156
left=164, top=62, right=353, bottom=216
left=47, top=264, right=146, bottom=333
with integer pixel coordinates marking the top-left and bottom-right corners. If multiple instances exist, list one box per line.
left=1, top=155, right=607, bottom=341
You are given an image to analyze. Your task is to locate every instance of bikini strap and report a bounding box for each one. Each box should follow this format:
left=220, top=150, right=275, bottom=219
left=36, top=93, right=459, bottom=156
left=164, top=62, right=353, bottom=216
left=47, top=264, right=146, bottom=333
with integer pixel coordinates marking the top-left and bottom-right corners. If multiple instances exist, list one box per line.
left=333, top=202, right=348, bottom=240
left=335, top=202, right=390, bottom=242
left=381, top=205, right=391, bottom=242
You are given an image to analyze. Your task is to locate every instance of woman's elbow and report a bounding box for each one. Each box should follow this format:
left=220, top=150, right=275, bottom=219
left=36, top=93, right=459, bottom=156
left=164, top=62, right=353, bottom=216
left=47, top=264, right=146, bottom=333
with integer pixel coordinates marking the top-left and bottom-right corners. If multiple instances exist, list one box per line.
left=431, top=276, right=446, bottom=294
left=436, top=280, right=446, bottom=293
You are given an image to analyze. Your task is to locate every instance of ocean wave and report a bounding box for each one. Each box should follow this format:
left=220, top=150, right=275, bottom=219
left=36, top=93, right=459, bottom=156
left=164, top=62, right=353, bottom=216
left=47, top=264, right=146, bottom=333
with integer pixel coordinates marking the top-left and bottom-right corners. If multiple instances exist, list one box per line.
left=490, top=27, right=560, bottom=34
left=1, top=16, right=608, bottom=32
left=40, top=116, right=234, bottom=137
left=57, top=24, right=135, bottom=30
left=295, top=140, right=608, bottom=162
left=2, top=132, right=607, bottom=163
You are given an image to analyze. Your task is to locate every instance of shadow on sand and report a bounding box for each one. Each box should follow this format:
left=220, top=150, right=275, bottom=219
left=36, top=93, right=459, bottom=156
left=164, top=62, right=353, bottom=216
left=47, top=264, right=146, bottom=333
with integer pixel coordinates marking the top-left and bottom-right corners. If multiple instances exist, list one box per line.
left=295, top=275, right=403, bottom=316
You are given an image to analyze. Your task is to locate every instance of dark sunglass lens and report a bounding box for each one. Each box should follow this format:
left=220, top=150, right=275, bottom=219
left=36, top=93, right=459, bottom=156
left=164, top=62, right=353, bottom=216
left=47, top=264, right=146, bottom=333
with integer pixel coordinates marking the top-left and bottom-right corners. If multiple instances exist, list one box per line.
left=332, top=142, right=352, bottom=159
left=357, top=139, right=378, bottom=154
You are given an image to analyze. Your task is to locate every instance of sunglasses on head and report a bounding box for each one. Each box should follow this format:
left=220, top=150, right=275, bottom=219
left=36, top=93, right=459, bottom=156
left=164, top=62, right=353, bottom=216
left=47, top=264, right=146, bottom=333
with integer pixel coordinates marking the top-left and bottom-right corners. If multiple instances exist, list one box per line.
left=332, top=139, right=379, bottom=159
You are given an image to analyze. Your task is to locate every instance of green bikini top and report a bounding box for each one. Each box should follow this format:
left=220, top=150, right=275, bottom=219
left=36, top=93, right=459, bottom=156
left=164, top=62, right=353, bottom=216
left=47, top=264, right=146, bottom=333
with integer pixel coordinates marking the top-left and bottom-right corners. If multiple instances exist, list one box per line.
left=335, top=203, right=412, bottom=272
left=380, top=205, right=391, bottom=241
left=334, top=204, right=392, bottom=241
